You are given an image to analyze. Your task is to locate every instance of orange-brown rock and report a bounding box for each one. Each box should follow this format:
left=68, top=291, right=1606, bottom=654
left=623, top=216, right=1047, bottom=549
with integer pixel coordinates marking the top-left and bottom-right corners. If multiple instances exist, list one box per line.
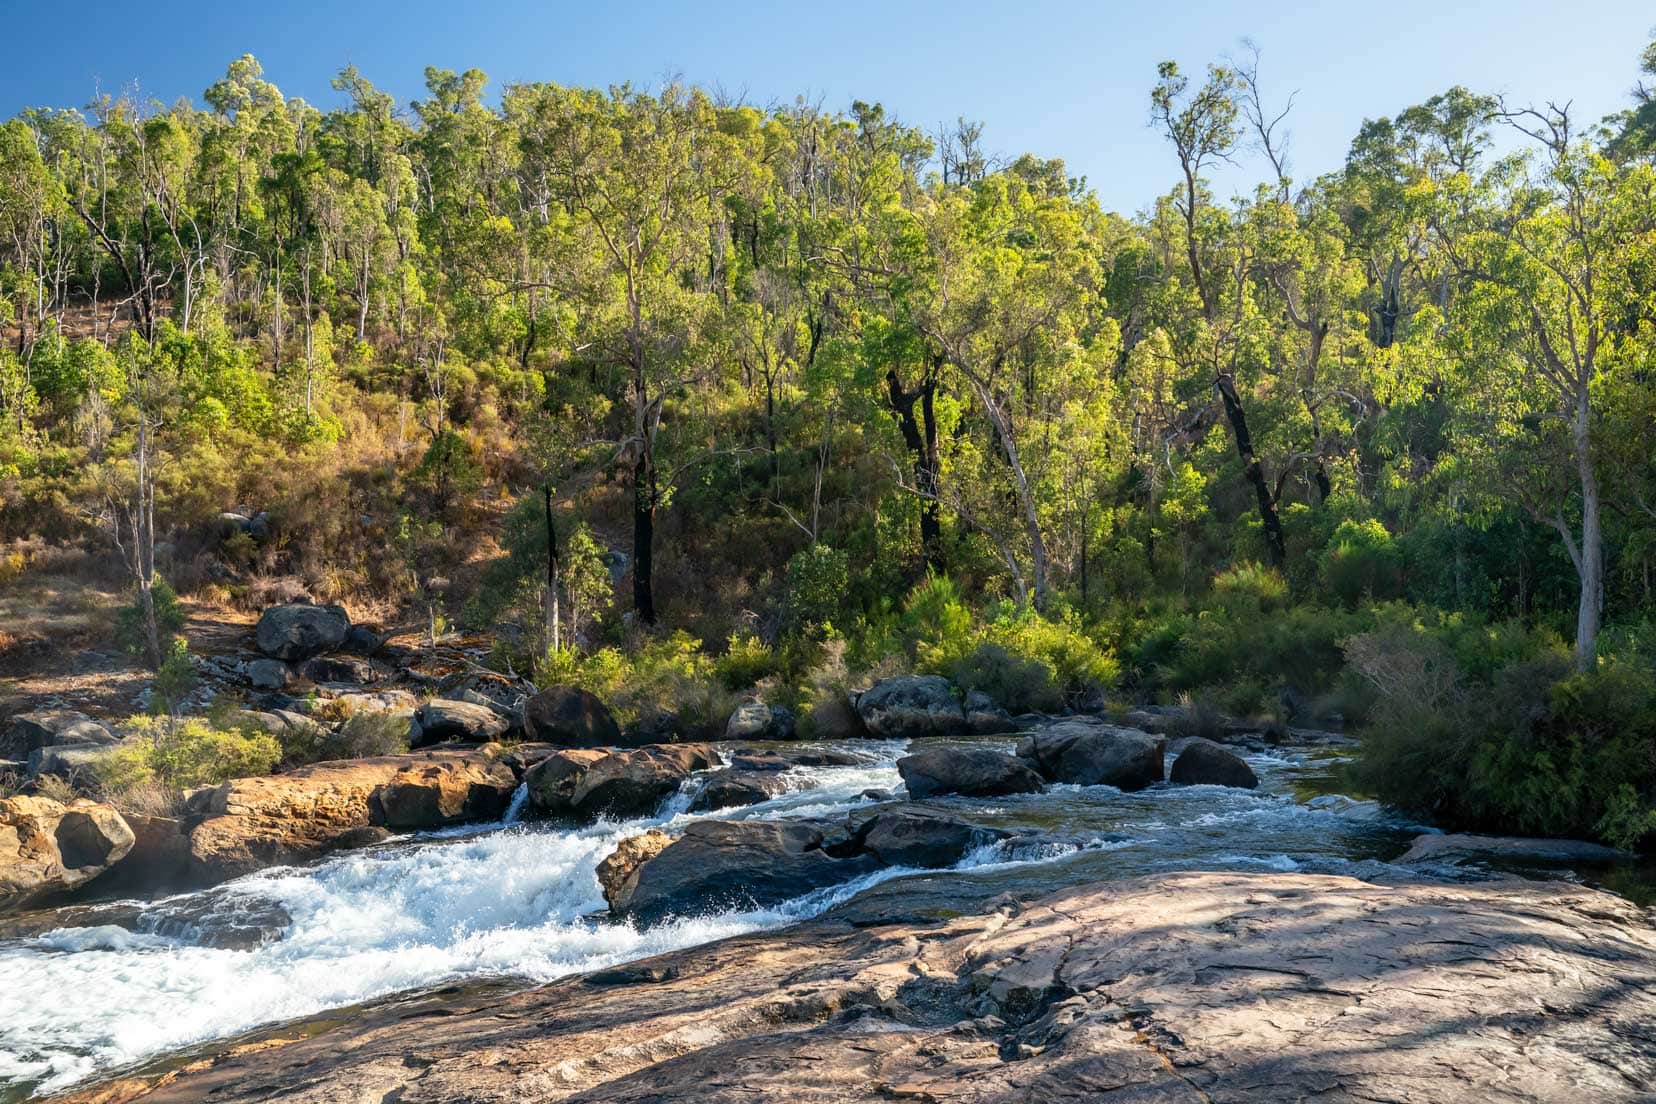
left=0, top=796, right=134, bottom=911
left=187, top=746, right=518, bottom=883
left=594, top=829, right=674, bottom=911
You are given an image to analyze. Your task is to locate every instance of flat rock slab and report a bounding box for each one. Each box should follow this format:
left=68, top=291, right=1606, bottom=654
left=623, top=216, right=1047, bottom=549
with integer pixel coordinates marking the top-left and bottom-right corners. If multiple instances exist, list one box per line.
left=1398, top=831, right=1629, bottom=866
left=56, top=871, right=1656, bottom=1103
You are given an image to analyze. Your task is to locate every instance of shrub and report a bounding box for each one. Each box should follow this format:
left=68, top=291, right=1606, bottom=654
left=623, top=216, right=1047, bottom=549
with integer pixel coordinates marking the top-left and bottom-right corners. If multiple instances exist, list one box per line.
left=949, top=642, right=1061, bottom=714
left=983, top=609, right=1118, bottom=703
left=1211, top=561, right=1288, bottom=613
left=94, top=716, right=282, bottom=807
left=1349, top=629, right=1656, bottom=849
left=1320, top=519, right=1404, bottom=608
left=114, top=577, right=187, bottom=660
left=714, top=632, right=781, bottom=691
left=535, top=631, right=736, bottom=735
left=782, top=544, right=850, bottom=640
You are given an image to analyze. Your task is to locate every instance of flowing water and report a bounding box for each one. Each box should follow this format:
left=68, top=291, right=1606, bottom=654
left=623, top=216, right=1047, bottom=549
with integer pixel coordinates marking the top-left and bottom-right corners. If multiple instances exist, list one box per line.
left=0, top=735, right=1618, bottom=1099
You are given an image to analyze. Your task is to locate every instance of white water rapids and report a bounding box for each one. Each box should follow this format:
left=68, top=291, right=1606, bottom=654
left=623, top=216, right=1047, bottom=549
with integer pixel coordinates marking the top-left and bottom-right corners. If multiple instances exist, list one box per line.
left=0, top=739, right=1441, bottom=1098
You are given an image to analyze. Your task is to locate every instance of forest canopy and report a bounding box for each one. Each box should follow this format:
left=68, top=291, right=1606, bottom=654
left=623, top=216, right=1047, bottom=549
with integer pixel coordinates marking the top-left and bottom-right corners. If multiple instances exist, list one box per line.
left=3, top=42, right=1656, bottom=844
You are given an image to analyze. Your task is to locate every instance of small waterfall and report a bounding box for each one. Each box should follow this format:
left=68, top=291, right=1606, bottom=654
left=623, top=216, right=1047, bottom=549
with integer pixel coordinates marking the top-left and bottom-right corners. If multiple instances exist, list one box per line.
left=502, top=782, right=530, bottom=825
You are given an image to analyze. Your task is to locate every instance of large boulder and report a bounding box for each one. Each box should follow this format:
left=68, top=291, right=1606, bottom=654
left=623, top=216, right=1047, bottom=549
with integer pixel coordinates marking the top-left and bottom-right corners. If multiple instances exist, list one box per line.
left=2, top=710, right=117, bottom=758
left=524, top=744, right=716, bottom=820
left=855, top=675, right=966, bottom=738
left=687, top=769, right=798, bottom=812
left=410, top=699, right=511, bottom=747
left=724, top=701, right=797, bottom=741
left=371, top=753, right=520, bottom=828
left=896, top=747, right=1044, bottom=800
left=330, top=690, right=420, bottom=719
left=523, top=685, right=623, bottom=747
left=97, top=814, right=193, bottom=894
left=1, top=796, right=135, bottom=911
left=606, top=819, right=881, bottom=922
left=1170, top=738, right=1259, bottom=789
left=255, top=603, right=351, bottom=662
left=1017, top=721, right=1166, bottom=791
left=849, top=808, right=1004, bottom=869
left=186, top=746, right=517, bottom=883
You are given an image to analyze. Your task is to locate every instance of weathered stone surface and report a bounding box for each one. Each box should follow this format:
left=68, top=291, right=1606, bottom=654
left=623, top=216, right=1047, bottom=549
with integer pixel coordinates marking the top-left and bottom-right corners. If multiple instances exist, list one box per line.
left=1017, top=721, right=1165, bottom=790
left=804, top=693, right=869, bottom=740
left=723, top=702, right=796, bottom=741
left=523, top=685, right=624, bottom=747
left=595, top=829, right=674, bottom=912
left=848, top=808, right=1003, bottom=869
left=26, top=741, right=127, bottom=782
left=963, top=690, right=1016, bottom=735
left=100, top=813, right=193, bottom=893
left=186, top=746, right=515, bottom=883
left=725, top=748, right=864, bottom=771
left=254, top=602, right=351, bottom=662
left=299, top=654, right=378, bottom=685
left=1169, top=737, right=1259, bottom=789
left=686, top=769, right=797, bottom=812
left=66, top=872, right=1656, bottom=1104
left=1397, top=832, right=1629, bottom=866
left=409, top=698, right=511, bottom=747
left=855, top=675, right=966, bottom=738
left=608, top=819, right=881, bottom=921
left=0, top=796, right=134, bottom=911
left=897, top=747, right=1044, bottom=799
left=371, top=754, right=519, bottom=828
left=1, top=710, right=117, bottom=758
left=339, top=624, right=388, bottom=656
left=330, top=690, right=420, bottom=719
left=524, top=745, right=715, bottom=820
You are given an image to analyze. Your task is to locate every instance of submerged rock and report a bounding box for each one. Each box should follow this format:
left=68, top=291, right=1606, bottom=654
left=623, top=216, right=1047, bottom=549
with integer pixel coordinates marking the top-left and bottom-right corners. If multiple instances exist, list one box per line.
left=522, top=685, right=623, bottom=747
left=254, top=602, right=351, bottom=662
left=896, top=747, right=1043, bottom=799
left=847, top=808, right=1004, bottom=869
left=1396, top=832, right=1629, bottom=866
left=606, top=819, right=880, bottom=921
left=1169, top=738, right=1259, bottom=789
left=1017, top=721, right=1165, bottom=791
left=855, top=675, right=966, bottom=738
left=85, top=871, right=1656, bottom=1104
left=524, top=744, right=716, bottom=820
left=0, top=796, right=134, bottom=911
left=686, top=769, right=798, bottom=812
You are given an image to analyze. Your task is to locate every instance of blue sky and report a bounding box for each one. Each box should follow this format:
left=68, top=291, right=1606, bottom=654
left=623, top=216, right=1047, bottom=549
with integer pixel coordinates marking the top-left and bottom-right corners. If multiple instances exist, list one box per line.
left=0, top=0, right=1649, bottom=214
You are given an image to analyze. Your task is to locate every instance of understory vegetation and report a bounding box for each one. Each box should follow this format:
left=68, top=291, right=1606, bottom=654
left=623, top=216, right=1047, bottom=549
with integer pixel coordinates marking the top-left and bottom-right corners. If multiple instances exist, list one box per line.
left=2, top=41, right=1656, bottom=847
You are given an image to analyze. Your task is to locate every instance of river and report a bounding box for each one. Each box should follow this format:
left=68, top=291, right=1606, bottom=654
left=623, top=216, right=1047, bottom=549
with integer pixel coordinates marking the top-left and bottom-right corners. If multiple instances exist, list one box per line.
left=0, top=735, right=1601, bottom=1099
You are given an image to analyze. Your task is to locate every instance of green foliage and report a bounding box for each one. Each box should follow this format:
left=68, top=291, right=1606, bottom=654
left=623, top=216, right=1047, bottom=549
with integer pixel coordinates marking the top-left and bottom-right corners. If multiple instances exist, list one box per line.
left=1320, top=519, right=1403, bottom=608
left=714, top=632, right=781, bottom=691
left=535, top=631, right=736, bottom=734
left=949, top=643, right=1061, bottom=714
left=95, top=716, right=282, bottom=804
left=782, top=544, right=851, bottom=640
left=114, top=578, right=186, bottom=660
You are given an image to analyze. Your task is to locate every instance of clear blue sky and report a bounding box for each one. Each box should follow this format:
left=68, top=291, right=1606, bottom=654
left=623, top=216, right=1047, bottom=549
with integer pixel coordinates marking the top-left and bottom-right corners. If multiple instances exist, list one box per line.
left=0, top=0, right=1649, bottom=214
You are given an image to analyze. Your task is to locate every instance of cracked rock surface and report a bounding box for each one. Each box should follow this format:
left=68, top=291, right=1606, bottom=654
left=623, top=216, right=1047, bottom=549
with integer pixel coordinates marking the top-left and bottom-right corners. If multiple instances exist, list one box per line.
left=58, top=871, right=1656, bottom=1103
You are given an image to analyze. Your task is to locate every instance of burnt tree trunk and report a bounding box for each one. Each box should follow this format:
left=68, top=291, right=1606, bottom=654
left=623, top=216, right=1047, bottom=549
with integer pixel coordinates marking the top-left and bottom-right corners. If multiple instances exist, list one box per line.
left=1215, top=374, right=1286, bottom=567
left=887, top=368, right=943, bottom=572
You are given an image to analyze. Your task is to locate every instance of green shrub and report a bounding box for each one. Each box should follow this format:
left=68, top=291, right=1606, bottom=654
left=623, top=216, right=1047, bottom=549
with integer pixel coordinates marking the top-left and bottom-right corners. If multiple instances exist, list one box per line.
left=535, top=631, right=736, bottom=735
left=714, top=632, right=781, bottom=691
left=1348, top=627, right=1656, bottom=849
left=1211, top=561, right=1288, bottom=614
left=114, top=577, right=187, bottom=660
left=95, top=716, right=282, bottom=807
left=948, top=642, right=1061, bottom=714
left=1320, top=519, right=1404, bottom=608
left=901, top=574, right=975, bottom=670
left=782, top=544, right=850, bottom=640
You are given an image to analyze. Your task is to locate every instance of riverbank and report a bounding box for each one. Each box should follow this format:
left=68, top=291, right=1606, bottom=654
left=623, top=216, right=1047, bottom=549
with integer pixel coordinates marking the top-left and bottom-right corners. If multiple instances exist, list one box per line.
left=49, top=867, right=1656, bottom=1103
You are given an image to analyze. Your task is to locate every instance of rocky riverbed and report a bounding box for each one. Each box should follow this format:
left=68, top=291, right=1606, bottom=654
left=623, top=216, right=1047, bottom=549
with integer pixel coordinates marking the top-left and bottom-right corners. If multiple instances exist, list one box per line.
left=1, top=729, right=1652, bottom=1102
